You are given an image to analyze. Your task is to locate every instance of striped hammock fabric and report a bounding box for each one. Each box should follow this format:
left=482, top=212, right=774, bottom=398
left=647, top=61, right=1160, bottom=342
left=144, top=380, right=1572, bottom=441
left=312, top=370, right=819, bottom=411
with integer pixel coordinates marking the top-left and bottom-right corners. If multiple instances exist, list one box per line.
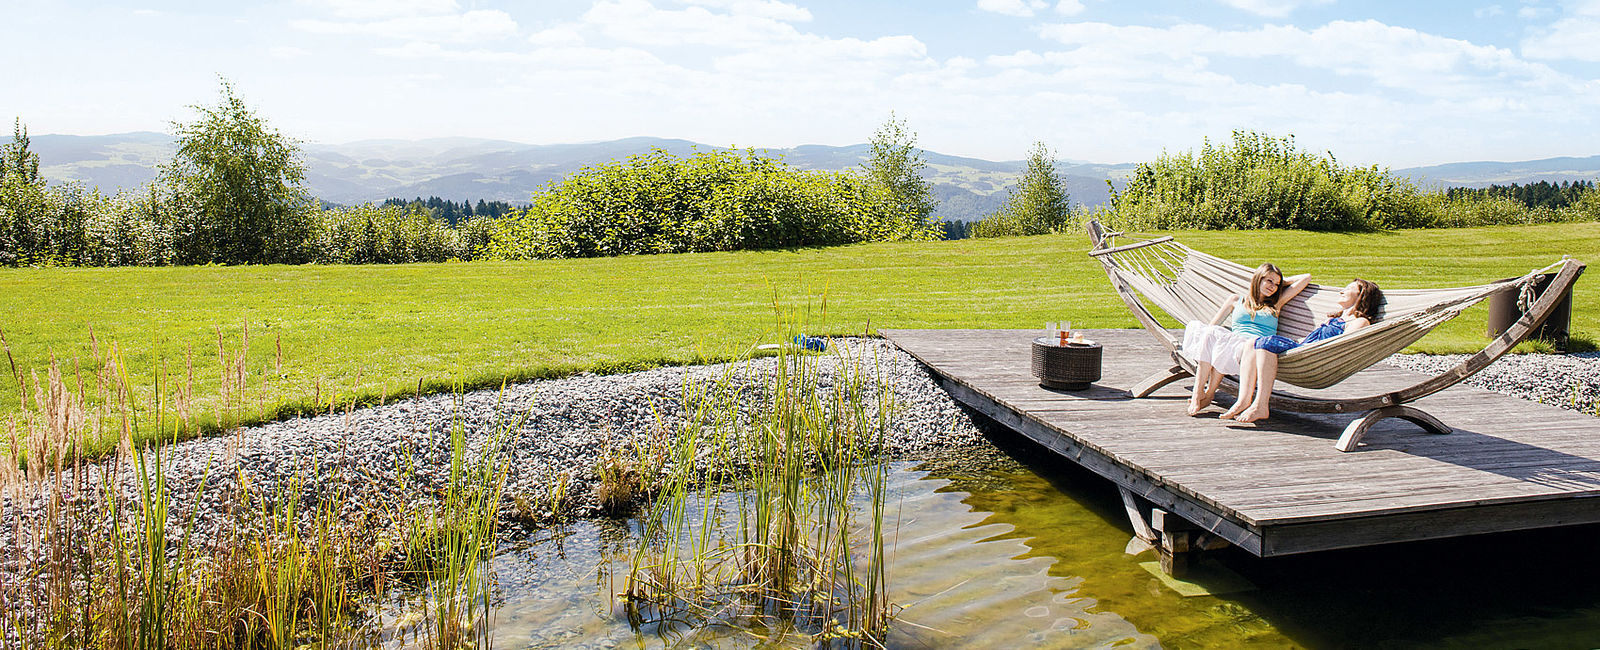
left=1097, top=236, right=1548, bottom=389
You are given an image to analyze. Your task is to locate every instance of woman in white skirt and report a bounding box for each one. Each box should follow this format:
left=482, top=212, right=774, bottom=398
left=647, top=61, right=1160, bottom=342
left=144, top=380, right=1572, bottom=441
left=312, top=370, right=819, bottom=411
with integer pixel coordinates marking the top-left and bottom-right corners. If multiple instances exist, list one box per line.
left=1184, top=263, right=1310, bottom=416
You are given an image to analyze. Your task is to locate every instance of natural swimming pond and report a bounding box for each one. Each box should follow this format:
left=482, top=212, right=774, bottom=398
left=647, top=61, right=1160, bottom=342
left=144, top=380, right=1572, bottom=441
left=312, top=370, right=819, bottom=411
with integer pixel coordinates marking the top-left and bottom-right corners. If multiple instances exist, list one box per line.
left=482, top=435, right=1600, bottom=648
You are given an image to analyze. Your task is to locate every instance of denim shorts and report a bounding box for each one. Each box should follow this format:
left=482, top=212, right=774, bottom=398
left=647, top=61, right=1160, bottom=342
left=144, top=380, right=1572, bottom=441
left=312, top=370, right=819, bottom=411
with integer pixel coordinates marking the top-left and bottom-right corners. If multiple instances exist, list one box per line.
left=1254, top=335, right=1299, bottom=354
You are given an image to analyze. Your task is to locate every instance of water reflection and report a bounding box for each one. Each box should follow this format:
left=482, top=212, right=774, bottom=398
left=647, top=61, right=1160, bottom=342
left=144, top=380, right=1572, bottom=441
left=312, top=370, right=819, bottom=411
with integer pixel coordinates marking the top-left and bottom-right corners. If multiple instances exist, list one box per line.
left=485, top=434, right=1600, bottom=648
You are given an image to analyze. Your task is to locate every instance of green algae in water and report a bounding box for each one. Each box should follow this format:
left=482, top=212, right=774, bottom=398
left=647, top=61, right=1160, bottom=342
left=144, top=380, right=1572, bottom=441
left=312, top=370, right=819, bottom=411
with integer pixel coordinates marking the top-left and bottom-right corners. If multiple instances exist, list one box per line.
left=484, top=440, right=1600, bottom=648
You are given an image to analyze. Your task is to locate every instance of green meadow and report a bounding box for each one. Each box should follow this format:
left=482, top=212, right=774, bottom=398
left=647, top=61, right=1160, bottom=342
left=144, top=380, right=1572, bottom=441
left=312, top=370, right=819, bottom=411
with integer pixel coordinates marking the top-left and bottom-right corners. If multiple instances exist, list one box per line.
left=3, top=222, right=1595, bottom=453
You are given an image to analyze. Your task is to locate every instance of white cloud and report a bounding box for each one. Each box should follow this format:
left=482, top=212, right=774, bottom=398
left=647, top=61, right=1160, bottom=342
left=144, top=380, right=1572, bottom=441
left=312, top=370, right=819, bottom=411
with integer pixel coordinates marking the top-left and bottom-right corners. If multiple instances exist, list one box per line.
left=266, top=2, right=1600, bottom=166
left=1523, top=17, right=1600, bottom=59
left=1035, top=19, right=1567, bottom=98
left=945, top=56, right=979, bottom=71
left=987, top=49, right=1046, bottom=67
left=528, top=26, right=585, bottom=47
left=269, top=46, right=309, bottom=59
left=680, top=0, right=812, bottom=22
left=1564, top=0, right=1600, bottom=16
left=1215, top=0, right=1333, bottom=18
left=308, top=0, right=459, bottom=20
left=1055, top=0, right=1086, bottom=15
left=1474, top=5, right=1505, bottom=17
left=977, top=0, right=1049, bottom=18
left=294, top=9, right=518, bottom=43
left=1519, top=6, right=1554, bottom=17
left=584, top=0, right=807, bottom=47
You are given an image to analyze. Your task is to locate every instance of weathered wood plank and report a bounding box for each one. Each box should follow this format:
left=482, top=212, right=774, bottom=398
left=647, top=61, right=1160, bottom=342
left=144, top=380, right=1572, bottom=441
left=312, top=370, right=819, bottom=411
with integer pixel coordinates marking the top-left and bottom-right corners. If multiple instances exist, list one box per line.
left=883, top=328, right=1600, bottom=556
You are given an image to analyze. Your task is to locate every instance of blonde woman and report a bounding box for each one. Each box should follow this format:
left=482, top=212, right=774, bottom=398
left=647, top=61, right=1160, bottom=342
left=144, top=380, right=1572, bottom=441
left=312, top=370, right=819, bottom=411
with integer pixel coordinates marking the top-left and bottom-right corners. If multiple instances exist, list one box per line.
left=1225, top=278, right=1384, bottom=423
left=1183, top=263, right=1311, bottom=416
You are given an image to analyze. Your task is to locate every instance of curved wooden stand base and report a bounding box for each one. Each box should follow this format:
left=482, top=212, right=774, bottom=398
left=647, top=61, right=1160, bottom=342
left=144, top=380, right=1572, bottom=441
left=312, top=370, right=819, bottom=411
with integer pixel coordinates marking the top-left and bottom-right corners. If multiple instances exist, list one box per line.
left=1133, top=365, right=1190, bottom=398
left=1334, top=405, right=1452, bottom=452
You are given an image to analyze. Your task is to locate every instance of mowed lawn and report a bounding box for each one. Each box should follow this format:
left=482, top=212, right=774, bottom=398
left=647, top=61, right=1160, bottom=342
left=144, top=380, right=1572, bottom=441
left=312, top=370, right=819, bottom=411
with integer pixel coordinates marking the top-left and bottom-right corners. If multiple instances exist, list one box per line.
left=2, top=222, right=1596, bottom=451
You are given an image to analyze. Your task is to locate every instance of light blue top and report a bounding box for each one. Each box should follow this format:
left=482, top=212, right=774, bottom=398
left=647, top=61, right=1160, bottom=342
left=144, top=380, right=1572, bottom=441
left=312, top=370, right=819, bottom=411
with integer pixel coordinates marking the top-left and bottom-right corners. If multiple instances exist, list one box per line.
left=1230, top=302, right=1279, bottom=337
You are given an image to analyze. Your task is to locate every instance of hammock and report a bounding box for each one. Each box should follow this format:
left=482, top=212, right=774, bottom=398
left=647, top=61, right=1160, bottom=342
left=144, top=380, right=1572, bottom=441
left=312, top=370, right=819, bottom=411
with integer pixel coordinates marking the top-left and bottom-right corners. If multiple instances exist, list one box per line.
left=1096, top=236, right=1555, bottom=389
left=1085, top=220, right=1586, bottom=451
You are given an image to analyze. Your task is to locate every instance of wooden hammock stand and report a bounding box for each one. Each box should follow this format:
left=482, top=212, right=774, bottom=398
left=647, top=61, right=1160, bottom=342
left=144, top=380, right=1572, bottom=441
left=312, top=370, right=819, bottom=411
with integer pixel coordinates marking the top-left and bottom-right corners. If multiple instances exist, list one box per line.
left=1085, top=220, right=1586, bottom=451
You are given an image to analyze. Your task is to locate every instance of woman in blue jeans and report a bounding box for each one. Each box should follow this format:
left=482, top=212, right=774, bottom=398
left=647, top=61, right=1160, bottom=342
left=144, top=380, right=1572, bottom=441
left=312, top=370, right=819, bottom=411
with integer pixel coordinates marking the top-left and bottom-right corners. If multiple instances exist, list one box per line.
left=1223, top=278, right=1384, bottom=423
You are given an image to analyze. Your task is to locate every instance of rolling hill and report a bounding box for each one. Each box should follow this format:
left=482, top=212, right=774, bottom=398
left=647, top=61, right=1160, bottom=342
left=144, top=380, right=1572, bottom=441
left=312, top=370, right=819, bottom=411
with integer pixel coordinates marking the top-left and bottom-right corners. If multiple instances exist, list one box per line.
left=27, top=132, right=1599, bottom=222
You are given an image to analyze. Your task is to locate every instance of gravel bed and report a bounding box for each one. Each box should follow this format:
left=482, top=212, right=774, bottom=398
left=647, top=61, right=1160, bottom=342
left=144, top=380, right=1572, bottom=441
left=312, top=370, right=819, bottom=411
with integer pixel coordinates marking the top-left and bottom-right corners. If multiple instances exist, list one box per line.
left=0, top=338, right=989, bottom=553
left=1383, top=351, right=1600, bottom=413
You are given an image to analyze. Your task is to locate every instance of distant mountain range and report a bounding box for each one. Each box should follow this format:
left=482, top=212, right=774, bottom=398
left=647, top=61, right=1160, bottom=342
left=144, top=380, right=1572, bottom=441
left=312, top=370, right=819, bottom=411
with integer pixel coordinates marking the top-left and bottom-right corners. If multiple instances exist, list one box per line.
left=28, top=132, right=1600, bottom=222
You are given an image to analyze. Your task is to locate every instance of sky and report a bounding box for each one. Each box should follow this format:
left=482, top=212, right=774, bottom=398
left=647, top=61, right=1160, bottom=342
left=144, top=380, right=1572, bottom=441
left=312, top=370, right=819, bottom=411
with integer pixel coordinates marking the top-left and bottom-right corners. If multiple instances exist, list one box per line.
left=3, top=0, right=1599, bottom=167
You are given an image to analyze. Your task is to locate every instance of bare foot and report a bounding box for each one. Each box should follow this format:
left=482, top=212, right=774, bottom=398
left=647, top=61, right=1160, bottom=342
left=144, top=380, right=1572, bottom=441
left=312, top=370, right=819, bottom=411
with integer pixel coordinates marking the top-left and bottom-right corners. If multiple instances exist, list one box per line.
left=1234, top=407, right=1269, bottom=423
left=1218, top=402, right=1245, bottom=419
left=1186, top=398, right=1209, bottom=416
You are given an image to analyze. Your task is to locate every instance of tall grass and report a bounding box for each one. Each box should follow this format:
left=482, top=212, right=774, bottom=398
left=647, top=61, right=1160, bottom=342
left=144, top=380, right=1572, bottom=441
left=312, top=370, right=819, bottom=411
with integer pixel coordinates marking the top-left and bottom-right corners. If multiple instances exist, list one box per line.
left=0, top=337, right=513, bottom=649
left=617, top=330, right=900, bottom=646
left=394, top=402, right=512, bottom=648
left=0, top=321, right=388, bottom=462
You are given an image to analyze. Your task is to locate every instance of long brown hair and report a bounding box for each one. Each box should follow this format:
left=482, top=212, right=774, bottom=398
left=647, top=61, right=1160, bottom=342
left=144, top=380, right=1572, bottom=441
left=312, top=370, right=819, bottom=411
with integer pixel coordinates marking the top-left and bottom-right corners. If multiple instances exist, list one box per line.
left=1330, top=278, right=1383, bottom=320
left=1244, top=263, right=1284, bottom=314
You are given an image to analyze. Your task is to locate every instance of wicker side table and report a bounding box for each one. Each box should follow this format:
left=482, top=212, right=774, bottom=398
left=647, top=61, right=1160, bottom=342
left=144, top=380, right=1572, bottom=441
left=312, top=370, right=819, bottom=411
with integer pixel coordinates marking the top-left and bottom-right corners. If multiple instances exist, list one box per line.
left=1031, top=337, right=1102, bottom=390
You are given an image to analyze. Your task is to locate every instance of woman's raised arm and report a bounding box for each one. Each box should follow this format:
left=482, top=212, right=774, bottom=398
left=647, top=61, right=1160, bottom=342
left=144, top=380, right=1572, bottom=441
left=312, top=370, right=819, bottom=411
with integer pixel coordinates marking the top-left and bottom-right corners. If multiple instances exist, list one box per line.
left=1274, top=273, right=1312, bottom=309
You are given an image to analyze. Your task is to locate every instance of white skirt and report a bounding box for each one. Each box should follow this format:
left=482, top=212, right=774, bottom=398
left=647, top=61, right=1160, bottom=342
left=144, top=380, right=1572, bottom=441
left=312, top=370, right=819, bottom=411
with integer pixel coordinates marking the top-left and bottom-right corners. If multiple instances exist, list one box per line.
left=1181, top=321, right=1254, bottom=376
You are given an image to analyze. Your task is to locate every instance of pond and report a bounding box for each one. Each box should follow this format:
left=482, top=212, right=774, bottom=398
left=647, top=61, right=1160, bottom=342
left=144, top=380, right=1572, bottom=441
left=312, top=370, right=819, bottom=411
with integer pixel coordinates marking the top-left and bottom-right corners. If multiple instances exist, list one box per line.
left=483, top=434, right=1600, bottom=648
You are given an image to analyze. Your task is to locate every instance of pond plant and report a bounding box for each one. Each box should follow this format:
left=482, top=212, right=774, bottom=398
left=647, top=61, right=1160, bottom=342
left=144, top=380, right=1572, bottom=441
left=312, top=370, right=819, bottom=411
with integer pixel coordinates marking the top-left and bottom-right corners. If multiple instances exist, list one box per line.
left=616, top=331, right=900, bottom=646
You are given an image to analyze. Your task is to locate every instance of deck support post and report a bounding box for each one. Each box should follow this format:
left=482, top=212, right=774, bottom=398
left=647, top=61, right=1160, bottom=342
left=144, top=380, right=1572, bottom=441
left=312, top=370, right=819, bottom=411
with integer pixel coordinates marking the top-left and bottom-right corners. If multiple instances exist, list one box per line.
left=1335, top=405, right=1452, bottom=452
left=1152, top=509, right=1197, bottom=577
left=1119, top=487, right=1158, bottom=554
left=1132, top=365, right=1190, bottom=398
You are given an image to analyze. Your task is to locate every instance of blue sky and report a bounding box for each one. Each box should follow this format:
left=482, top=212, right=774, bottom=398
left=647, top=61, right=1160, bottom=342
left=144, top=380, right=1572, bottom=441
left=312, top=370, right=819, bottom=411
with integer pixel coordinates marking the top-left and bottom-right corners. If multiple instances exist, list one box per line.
left=4, top=0, right=1599, bottom=166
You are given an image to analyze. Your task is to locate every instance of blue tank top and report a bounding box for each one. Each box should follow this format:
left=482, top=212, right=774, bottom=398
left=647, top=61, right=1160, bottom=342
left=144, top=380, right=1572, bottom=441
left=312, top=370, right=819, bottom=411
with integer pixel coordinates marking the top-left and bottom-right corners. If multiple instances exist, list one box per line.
left=1300, top=317, right=1346, bottom=345
left=1230, top=302, right=1279, bottom=337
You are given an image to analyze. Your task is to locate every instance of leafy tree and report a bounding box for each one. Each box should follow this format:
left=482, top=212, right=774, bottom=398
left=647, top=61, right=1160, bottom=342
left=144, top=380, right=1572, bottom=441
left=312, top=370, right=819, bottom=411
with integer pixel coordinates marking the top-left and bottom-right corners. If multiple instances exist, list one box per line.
left=1, top=118, right=41, bottom=185
left=862, top=113, right=938, bottom=226
left=972, top=142, right=1071, bottom=238
left=159, top=80, right=310, bottom=264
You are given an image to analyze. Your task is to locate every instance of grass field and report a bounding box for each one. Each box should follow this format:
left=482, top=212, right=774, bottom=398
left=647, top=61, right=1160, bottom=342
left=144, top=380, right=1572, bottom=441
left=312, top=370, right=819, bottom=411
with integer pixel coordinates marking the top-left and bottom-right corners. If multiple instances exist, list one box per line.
left=2, top=222, right=1595, bottom=454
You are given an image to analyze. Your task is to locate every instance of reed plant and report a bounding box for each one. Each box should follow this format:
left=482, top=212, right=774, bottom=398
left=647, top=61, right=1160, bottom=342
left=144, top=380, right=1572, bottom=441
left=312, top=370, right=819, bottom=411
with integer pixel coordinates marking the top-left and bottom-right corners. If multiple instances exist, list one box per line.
left=391, top=402, right=512, bottom=649
left=0, top=341, right=515, bottom=649
left=618, top=329, right=900, bottom=646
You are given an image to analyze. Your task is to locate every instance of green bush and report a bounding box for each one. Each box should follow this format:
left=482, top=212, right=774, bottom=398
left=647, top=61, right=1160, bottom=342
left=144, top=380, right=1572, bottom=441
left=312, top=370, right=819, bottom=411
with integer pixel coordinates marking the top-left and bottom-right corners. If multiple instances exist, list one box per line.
left=1099, top=130, right=1431, bottom=232
left=481, top=148, right=937, bottom=261
left=305, top=204, right=464, bottom=264
left=457, top=214, right=501, bottom=259
left=1412, top=193, right=1600, bottom=229
left=0, top=176, right=149, bottom=266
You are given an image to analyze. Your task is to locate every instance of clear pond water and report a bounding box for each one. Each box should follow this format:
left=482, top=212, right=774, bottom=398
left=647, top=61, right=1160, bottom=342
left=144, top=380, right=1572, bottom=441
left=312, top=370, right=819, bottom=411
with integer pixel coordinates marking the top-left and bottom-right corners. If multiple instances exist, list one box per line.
left=485, top=436, right=1600, bottom=648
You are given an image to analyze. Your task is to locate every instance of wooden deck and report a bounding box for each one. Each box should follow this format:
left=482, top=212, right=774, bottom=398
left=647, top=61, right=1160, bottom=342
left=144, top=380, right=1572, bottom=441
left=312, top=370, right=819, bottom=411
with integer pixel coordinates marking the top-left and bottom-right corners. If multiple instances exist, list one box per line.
left=883, top=328, right=1600, bottom=557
